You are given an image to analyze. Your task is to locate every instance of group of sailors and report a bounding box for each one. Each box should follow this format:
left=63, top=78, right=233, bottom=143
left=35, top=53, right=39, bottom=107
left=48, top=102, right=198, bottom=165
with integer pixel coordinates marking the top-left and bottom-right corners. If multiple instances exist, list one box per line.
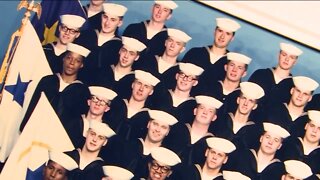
left=8, top=0, right=320, bottom=179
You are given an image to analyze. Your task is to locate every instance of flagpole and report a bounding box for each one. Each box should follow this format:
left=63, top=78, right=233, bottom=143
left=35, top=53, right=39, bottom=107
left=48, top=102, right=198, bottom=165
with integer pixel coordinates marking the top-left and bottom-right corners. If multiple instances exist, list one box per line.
left=0, top=0, right=41, bottom=103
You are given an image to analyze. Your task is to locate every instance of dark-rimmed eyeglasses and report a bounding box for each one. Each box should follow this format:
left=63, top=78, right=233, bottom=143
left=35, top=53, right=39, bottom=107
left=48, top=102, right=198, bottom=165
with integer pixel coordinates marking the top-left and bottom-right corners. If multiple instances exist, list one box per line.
left=178, top=72, right=197, bottom=82
left=91, top=96, right=110, bottom=106
left=150, top=161, right=171, bottom=173
left=60, top=25, right=79, bottom=35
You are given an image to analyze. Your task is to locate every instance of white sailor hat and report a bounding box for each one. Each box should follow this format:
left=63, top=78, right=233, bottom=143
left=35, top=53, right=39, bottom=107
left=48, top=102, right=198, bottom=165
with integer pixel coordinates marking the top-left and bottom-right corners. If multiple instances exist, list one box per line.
left=280, top=42, right=303, bottom=56
left=308, top=110, right=320, bottom=126
left=179, top=63, right=204, bottom=76
left=227, top=52, right=251, bottom=65
left=89, top=120, right=115, bottom=138
left=135, top=70, right=160, bottom=86
left=151, top=147, right=181, bottom=166
left=167, top=28, right=192, bottom=43
left=206, top=137, right=236, bottom=154
left=67, top=43, right=90, bottom=57
left=60, top=14, right=86, bottom=29
left=284, top=160, right=312, bottom=179
left=122, top=36, right=147, bottom=52
left=240, top=82, right=265, bottom=100
left=263, top=122, right=290, bottom=139
left=195, top=95, right=223, bottom=109
left=216, top=18, right=241, bottom=32
left=103, top=3, right=127, bottom=17
left=154, top=0, right=178, bottom=10
left=49, top=151, right=78, bottom=171
left=89, top=86, right=117, bottom=101
left=223, top=171, right=250, bottom=180
left=103, top=166, right=134, bottom=180
left=148, top=110, right=178, bottom=126
left=293, top=76, right=319, bottom=92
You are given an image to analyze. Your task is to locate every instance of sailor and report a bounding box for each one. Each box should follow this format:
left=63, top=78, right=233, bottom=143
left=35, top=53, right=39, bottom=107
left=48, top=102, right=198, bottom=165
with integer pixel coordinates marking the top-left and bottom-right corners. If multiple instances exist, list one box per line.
left=151, top=62, right=204, bottom=124
left=21, top=43, right=91, bottom=131
left=122, top=0, right=178, bottom=56
left=249, top=42, right=303, bottom=107
left=93, top=36, right=146, bottom=99
left=163, top=95, right=223, bottom=166
left=64, top=86, right=117, bottom=148
left=182, top=17, right=241, bottom=82
left=43, top=14, right=85, bottom=73
left=267, top=76, right=318, bottom=138
left=180, top=137, right=236, bottom=180
left=67, top=121, right=116, bottom=180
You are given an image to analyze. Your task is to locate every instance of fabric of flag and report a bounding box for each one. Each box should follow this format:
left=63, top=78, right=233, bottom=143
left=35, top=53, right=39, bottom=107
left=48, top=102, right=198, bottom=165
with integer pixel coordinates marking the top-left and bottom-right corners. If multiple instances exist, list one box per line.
left=0, top=19, right=52, bottom=163
left=32, top=0, right=87, bottom=45
left=0, top=92, right=75, bottom=180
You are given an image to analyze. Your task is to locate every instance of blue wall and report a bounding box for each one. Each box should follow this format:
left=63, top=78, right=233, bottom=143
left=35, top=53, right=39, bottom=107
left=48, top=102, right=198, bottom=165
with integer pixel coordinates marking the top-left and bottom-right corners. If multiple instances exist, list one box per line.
left=1, top=0, right=320, bottom=92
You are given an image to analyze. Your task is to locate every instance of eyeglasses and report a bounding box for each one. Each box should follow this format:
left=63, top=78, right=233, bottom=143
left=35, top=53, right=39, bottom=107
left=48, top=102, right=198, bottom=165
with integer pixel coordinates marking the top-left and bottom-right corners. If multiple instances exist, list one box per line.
left=178, top=72, right=197, bottom=82
left=91, top=96, right=110, bottom=106
left=60, top=25, right=79, bottom=35
left=150, top=161, right=171, bottom=173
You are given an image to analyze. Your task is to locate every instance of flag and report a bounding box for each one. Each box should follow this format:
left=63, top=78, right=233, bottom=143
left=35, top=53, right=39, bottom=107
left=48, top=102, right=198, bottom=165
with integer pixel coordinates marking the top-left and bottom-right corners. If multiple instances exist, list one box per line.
left=0, top=19, right=52, bottom=163
left=32, top=0, right=87, bottom=44
left=0, top=92, right=75, bottom=180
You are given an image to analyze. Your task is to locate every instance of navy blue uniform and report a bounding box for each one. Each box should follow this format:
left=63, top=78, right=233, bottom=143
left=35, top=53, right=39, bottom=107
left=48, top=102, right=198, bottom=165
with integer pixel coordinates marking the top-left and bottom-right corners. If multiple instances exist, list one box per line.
left=163, top=123, right=214, bottom=166
left=105, top=98, right=150, bottom=141
left=249, top=68, right=294, bottom=108
left=178, top=164, right=224, bottom=180
left=134, top=54, right=180, bottom=91
left=212, top=113, right=263, bottom=150
left=306, top=93, right=320, bottom=111
left=93, top=66, right=135, bottom=99
left=199, top=80, right=241, bottom=117
left=228, top=149, right=285, bottom=180
left=267, top=103, right=309, bottom=138
left=75, top=29, right=122, bottom=85
left=20, top=74, right=90, bottom=132
left=182, top=46, right=228, bottom=83
left=43, top=43, right=63, bottom=74
left=277, top=137, right=320, bottom=175
left=123, top=20, right=168, bottom=56
left=67, top=149, right=105, bottom=180
left=83, top=4, right=103, bottom=31
left=151, top=89, right=197, bottom=124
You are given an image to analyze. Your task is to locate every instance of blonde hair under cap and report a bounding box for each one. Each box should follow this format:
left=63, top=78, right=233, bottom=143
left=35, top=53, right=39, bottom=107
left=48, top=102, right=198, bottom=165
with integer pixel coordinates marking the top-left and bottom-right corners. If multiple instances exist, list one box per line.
left=284, top=160, right=312, bottom=179
left=135, top=70, right=160, bottom=86
left=148, top=110, right=178, bottom=126
left=216, top=18, right=241, bottom=32
left=293, top=76, right=319, bottom=92
left=167, top=28, right=192, bottom=43
left=280, top=42, right=303, bottom=56
left=60, top=14, right=86, bottom=29
left=179, top=63, right=204, bottom=76
left=49, top=150, right=78, bottom=171
left=103, top=3, right=127, bottom=17
left=89, top=86, right=117, bottom=101
left=89, top=120, right=115, bottom=138
left=206, top=137, right=236, bottom=154
left=195, top=95, right=223, bottom=109
left=308, top=110, right=320, bottom=126
left=103, top=166, right=134, bottom=180
left=263, top=122, right=290, bottom=139
left=122, top=36, right=146, bottom=52
left=240, top=82, right=265, bottom=100
left=151, top=147, right=181, bottom=166
left=67, top=43, right=90, bottom=57
left=227, top=52, right=251, bottom=65
left=154, top=0, right=178, bottom=10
